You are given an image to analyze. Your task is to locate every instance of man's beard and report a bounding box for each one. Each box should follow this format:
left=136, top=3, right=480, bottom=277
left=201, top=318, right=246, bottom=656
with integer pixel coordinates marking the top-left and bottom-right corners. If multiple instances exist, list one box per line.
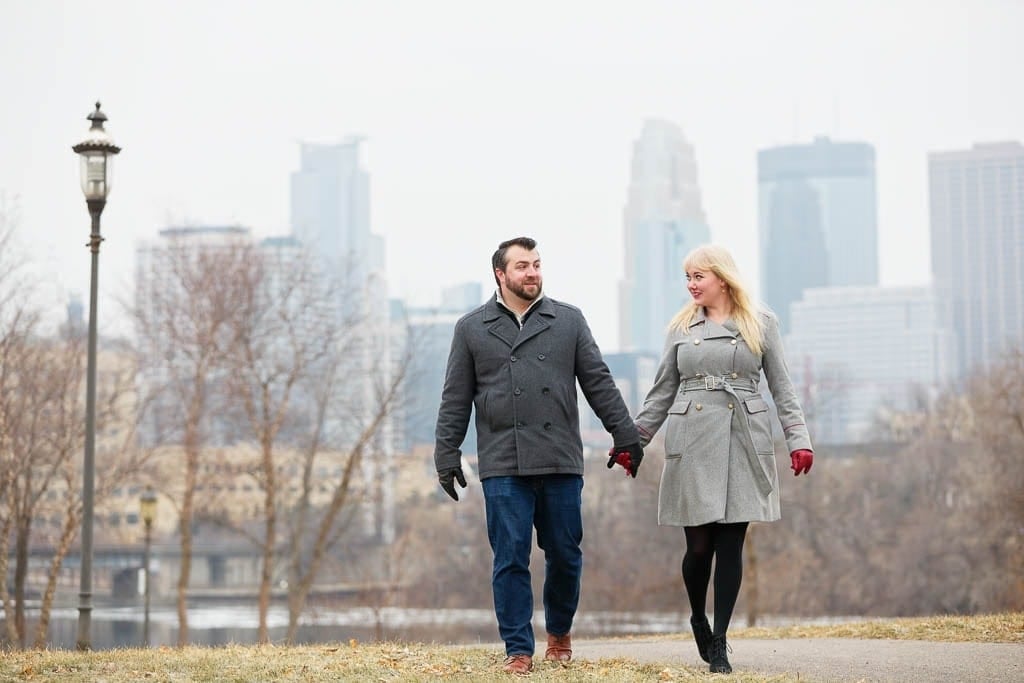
left=507, top=278, right=542, bottom=302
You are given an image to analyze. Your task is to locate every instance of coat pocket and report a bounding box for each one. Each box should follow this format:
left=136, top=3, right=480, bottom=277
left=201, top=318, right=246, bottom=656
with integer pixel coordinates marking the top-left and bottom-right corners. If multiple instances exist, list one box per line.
left=663, top=400, right=692, bottom=459
left=481, top=389, right=514, bottom=431
left=742, top=395, right=774, bottom=454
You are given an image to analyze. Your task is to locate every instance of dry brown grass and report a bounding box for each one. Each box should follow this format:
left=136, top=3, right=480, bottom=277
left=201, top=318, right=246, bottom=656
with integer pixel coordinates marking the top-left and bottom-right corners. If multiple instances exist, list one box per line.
left=1, top=613, right=1019, bottom=681
left=0, top=641, right=791, bottom=682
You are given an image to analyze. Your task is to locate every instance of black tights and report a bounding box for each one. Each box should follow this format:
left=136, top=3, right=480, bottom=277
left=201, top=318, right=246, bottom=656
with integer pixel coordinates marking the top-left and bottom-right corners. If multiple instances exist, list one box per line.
left=681, top=522, right=749, bottom=636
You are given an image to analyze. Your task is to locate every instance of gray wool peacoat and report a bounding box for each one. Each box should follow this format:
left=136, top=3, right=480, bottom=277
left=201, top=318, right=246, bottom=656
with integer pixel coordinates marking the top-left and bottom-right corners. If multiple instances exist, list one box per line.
left=635, top=308, right=812, bottom=526
left=434, top=295, right=638, bottom=479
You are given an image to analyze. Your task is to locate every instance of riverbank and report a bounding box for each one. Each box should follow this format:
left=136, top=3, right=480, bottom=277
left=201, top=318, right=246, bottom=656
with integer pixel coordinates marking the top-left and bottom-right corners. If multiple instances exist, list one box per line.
left=2, top=613, right=1021, bottom=682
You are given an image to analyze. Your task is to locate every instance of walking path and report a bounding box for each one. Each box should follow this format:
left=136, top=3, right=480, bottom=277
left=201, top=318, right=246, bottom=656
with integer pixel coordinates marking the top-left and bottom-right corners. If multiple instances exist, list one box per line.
left=570, top=636, right=1023, bottom=682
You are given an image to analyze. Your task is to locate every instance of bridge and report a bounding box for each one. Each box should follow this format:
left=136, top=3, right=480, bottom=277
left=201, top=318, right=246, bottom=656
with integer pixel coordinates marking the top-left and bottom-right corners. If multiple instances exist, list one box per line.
left=13, top=542, right=398, bottom=602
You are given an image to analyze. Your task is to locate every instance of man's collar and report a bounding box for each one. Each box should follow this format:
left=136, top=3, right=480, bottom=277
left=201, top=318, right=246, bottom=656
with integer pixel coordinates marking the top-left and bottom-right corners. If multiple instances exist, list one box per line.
left=495, top=290, right=544, bottom=317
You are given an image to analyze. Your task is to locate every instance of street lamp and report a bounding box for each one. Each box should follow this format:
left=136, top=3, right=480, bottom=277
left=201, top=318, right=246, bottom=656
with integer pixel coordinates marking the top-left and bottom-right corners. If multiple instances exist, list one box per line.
left=139, top=487, right=158, bottom=647
left=72, top=101, right=121, bottom=651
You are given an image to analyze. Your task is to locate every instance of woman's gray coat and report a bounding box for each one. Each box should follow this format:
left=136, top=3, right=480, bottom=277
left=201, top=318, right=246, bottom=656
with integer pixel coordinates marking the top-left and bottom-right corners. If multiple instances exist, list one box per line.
left=635, top=309, right=812, bottom=526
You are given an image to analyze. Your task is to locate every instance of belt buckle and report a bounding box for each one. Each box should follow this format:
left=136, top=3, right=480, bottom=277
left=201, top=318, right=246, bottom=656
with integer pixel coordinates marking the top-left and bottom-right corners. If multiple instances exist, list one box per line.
left=704, top=376, right=717, bottom=391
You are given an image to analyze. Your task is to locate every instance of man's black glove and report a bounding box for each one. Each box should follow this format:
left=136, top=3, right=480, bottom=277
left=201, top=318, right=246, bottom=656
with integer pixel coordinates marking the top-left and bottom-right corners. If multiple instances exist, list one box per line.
left=438, top=467, right=467, bottom=501
left=606, top=442, right=644, bottom=478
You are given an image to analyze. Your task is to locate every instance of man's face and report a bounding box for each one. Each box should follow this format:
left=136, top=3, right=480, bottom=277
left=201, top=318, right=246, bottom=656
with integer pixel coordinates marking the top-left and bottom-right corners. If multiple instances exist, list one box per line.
left=497, top=246, right=543, bottom=303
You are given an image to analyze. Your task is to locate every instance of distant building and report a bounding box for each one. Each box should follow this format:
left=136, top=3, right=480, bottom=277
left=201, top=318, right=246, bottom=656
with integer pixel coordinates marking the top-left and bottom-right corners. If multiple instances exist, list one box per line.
left=290, top=138, right=384, bottom=282
left=619, top=119, right=711, bottom=354
left=60, top=293, right=85, bottom=338
left=785, top=286, right=955, bottom=445
left=758, top=137, right=878, bottom=333
left=580, top=350, right=659, bottom=446
left=929, top=141, right=1024, bottom=377
left=391, top=282, right=483, bottom=452
left=603, top=351, right=661, bottom=418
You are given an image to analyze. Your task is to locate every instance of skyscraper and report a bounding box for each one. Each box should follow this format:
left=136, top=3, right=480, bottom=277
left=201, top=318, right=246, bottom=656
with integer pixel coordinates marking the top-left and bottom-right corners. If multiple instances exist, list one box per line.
left=758, top=137, right=878, bottom=333
left=929, top=141, right=1024, bottom=377
left=619, top=119, right=711, bottom=353
left=290, top=138, right=383, bottom=279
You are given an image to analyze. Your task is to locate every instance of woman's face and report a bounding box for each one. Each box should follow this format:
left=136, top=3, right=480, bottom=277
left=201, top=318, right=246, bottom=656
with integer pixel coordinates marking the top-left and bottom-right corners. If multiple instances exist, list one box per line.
left=686, top=266, right=729, bottom=309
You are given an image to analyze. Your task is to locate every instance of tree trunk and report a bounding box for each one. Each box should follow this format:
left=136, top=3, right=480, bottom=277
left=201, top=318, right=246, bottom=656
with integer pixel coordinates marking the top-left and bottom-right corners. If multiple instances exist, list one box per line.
left=32, top=509, right=80, bottom=648
left=285, top=437, right=367, bottom=643
left=745, top=525, right=759, bottom=627
left=257, top=432, right=276, bottom=644
left=177, top=427, right=199, bottom=647
left=0, top=513, right=18, bottom=646
left=14, top=516, right=29, bottom=647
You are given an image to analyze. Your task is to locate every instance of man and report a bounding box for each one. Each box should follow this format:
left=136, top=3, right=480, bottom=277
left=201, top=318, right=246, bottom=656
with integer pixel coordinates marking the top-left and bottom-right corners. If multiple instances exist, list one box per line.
left=434, top=236, right=644, bottom=674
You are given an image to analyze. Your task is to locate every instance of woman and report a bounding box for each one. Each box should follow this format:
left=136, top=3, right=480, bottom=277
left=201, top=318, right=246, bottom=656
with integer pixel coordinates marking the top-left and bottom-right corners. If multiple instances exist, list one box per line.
left=632, top=244, right=813, bottom=674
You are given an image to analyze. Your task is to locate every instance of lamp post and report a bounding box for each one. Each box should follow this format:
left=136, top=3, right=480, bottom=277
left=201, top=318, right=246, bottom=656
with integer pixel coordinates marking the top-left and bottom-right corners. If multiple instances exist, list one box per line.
left=72, top=102, right=121, bottom=651
left=139, top=487, right=157, bottom=647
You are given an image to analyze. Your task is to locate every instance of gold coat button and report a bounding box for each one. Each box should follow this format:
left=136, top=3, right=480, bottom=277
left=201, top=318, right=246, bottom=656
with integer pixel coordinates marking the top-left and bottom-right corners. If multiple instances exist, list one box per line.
left=694, top=338, right=702, bottom=345
left=728, top=403, right=734, bottom=409
left=730, top=372, right=738, bottom=379
left=695, top=403, right=703, bottom=411
left=730, top=339, right=738, bottom=345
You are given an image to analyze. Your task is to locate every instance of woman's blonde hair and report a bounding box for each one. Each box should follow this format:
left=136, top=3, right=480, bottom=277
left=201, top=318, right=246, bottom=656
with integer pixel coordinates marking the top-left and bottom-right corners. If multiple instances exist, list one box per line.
left=668, top=244, right=765, bottom=355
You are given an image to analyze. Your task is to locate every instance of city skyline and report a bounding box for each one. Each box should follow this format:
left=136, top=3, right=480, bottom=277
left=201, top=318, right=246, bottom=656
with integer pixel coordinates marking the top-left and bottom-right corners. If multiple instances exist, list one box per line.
left=2, top=1, right=1023, bottom=352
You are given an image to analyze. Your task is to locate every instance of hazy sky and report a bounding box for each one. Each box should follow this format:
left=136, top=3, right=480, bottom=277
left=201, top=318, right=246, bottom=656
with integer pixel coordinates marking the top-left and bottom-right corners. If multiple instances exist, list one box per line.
left=1, top=0, right=1022, bottom=350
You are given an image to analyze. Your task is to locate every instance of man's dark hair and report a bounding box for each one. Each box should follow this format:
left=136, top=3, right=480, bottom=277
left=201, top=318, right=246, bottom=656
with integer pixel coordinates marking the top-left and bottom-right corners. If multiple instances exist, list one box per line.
left=491, top=237, right=537, bottom=288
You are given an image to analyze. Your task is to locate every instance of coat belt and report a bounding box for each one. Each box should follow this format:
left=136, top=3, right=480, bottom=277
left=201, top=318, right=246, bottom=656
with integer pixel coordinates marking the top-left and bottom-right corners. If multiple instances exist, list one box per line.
left=681, top=376, right=758, bottom=392
left=680, top=375, right=773, bottom=496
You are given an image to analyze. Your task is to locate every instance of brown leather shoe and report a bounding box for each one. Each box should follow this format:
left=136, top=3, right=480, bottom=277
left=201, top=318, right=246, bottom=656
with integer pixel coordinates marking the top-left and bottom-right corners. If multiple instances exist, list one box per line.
left=544, top=632, right=572, bottom=662
left=502, top=654, right=533, bottom=674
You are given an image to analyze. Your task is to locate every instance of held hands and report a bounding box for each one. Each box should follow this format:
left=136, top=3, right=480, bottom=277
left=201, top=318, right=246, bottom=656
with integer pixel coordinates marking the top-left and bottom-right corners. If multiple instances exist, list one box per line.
left=438, top=467, right=467, bottom=501
left=608, top=450, right=633, bottom=476
left=606, top=443, right=644, bottom=478
left=790, top=449, right=813, bottom=476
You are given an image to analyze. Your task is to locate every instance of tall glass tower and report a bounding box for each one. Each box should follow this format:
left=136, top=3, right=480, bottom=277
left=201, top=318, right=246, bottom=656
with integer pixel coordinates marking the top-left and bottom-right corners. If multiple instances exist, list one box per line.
left=290, top=138, right=384, bottom=283
left=619, top=119, right=711, bottom=354
left=758, top=137, right=878, bottom=333
left=929, top=141, right=1024, bottom=377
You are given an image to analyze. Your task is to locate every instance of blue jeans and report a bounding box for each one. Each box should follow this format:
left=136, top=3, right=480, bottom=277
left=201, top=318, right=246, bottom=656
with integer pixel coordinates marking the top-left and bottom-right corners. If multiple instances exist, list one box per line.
left=481, top=474, right=584, bottom=656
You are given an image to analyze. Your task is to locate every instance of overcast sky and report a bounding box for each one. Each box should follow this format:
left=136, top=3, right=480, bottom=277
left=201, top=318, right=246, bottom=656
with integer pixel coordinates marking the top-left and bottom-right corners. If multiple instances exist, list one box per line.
left=1, top=0, right=1021, bottom=350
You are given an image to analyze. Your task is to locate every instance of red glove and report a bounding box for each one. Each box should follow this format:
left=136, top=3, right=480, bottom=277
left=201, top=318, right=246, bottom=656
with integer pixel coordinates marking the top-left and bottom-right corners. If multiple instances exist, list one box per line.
left=607, top=447, right=635, bottom=477
left=790, top=449, right=813, bottom=476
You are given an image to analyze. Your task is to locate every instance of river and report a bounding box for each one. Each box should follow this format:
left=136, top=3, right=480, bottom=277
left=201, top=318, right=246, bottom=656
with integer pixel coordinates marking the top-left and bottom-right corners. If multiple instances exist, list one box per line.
left=36, top=604, right=693, bottom=649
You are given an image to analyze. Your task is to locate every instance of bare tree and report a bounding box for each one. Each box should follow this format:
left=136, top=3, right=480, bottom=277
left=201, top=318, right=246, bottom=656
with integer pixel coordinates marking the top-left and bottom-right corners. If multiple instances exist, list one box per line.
left=0, top=330, right=145, bottom=649
left=29, top=339, right=145, bottom=649
left=0, top=199, right=45, bottom=647
left=0, top=317, right=38, bottom=648
left=0, top=197, right=147, bottom=648
left=964, top=349, right=1024, bottom=610
left=281, top=329, right=411, bottom=643
left=132, top=235, right=254, bottom=645
left=221, top=245, right=345, bottom=643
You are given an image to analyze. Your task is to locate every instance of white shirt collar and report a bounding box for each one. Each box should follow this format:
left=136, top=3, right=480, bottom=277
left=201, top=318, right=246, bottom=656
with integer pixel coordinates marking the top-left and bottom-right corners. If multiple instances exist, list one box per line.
left=495, top=290, right=544, bottom=327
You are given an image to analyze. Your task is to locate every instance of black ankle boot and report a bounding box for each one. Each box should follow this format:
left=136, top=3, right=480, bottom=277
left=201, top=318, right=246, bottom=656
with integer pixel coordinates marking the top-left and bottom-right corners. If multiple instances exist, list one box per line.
left=690, top=614, right=712, bottom=663
left=709, top=633, right=732, bottom=674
